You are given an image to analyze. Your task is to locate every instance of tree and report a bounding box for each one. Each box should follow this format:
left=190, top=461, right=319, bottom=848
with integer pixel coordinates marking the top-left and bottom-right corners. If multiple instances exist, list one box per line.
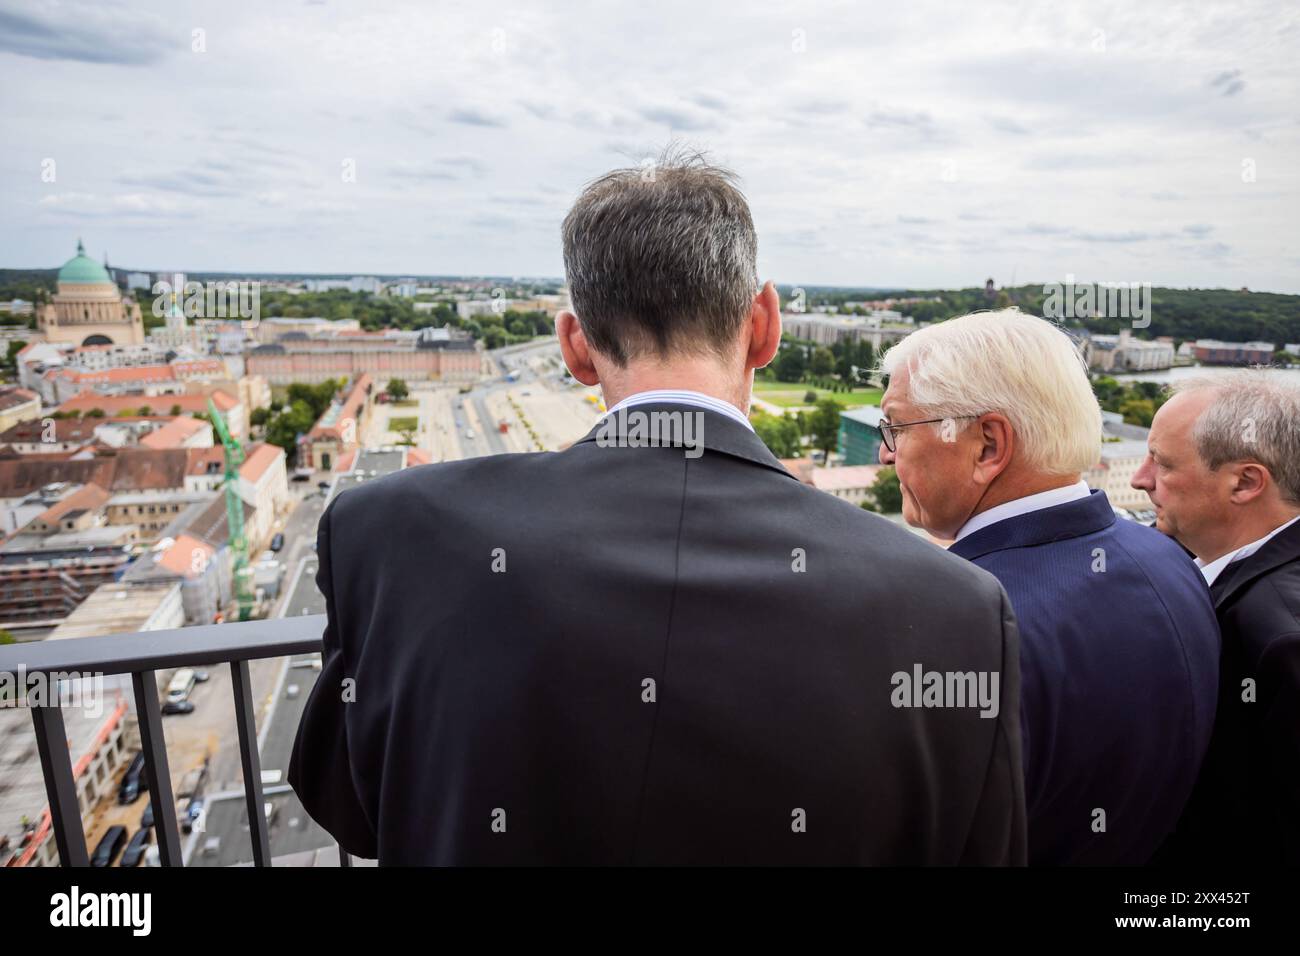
left=387, top=378, right=409, bottom=401
left=803, top=389, right=818, bottom=404
left=810, top=397, right=842, bottom=459
left=169, top=403, right=183, bottom=416
left=811, top=346, right=835, bottom=376
left=774, top=344, right=807, bottom=383
left=3, top=339, right=27, bottom=370
left=751, top=412, right=802, bottom=458
left=250, top=407, right=271, bottom=427
left=867, top=467, right=903, bottom=513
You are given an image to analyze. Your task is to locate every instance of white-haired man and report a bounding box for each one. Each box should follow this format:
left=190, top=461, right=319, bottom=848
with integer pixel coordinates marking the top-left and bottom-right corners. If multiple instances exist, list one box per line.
left=1132, top=372, right=1300, bottom=864
left=878, top=308, right=1219, bottom=865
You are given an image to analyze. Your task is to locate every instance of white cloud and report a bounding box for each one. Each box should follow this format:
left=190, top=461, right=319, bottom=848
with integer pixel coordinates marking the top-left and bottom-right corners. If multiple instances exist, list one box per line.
left=0, top=0, right=1297, bottom=291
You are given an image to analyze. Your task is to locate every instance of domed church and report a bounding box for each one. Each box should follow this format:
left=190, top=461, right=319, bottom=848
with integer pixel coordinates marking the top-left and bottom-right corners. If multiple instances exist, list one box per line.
left=38, top=239, right=145, bottom=346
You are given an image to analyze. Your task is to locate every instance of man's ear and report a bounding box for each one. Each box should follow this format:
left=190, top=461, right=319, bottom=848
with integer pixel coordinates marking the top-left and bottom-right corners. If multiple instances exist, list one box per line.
left=555, top=310, right=600, bottom=386
left=971, top=414, right=1014, bottom=487
left=745, top=281, right=782, bottom=370
left=1228, top=461, right=1270, bottom=505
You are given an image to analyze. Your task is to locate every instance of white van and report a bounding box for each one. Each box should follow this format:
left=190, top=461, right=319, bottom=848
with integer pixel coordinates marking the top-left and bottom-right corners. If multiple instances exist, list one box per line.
left=166, top=668, right=197, bottom=704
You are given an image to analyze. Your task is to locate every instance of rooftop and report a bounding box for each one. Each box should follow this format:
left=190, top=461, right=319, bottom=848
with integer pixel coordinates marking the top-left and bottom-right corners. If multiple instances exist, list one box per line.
left=56, top=239, right=113, bottom=286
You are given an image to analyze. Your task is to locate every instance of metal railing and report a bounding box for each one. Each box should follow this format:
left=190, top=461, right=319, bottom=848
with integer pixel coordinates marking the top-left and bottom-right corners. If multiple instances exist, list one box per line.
left=0, top=613, right=349, bottom=867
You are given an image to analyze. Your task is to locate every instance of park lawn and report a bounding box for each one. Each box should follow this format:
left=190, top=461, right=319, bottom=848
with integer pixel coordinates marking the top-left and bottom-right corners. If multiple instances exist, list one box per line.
left=753, top=380, right=883, bottom=409
left=391, top=399, right=418, bottom=408
left=388, top=415, right=420, bottom=431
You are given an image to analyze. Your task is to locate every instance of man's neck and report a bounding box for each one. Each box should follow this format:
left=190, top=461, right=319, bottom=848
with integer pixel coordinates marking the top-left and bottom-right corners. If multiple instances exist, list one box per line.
left=1194, top=506, right=1300, bottom=565
left=970, top=471, right=1083, bottom=519
left=600, top=361, right=751, bottom=418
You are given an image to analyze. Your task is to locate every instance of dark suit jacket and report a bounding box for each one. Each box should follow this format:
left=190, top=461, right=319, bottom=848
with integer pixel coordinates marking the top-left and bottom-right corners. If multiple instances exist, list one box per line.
left=949, top=490, right=1219, bottom=865
left=289, top=402, right=1027, bottom=864
left=1156, top=516, right=1300, bottom=864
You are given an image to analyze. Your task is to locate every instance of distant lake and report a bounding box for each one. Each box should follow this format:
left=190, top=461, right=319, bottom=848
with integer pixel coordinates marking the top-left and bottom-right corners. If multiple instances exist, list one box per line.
left=1109, top=365, right=1300, bottom=385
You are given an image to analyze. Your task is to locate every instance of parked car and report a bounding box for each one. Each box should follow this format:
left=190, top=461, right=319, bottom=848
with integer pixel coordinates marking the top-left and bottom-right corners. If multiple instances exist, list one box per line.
left=141, top=801, right=154, bottom=829
left=193, top=669, right=209, bottom=683
left=285, top=684, right=300, bottom=700
left=119, top=828, right=152, bottom=867
left=166, top=668, right=197, bottom=704
left=270, top=532, right=285, bottom=552
left=118, top=752, right=147, bottom=805
left=182, top=797, right=204, bottom=834
left=162, top=700, right=195, bottom=715
left=91, top=825, right=128, bottom=867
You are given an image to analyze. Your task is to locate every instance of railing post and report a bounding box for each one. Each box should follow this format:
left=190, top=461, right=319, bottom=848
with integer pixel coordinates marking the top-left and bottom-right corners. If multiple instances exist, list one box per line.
left=132, top=670, right=184, bottom=866
left=30, top=701, right=89, bottom=867
left=231, top=659, right=271, bottom=866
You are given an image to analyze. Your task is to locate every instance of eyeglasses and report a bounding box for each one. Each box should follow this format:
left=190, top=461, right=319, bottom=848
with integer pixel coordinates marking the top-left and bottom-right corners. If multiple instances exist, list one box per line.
left=876, top=414, right=983, bottom=453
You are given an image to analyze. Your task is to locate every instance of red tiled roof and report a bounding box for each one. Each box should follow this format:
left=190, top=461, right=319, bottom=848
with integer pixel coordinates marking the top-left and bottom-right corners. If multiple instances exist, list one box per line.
left=140, top=416, right=208, bottom=449
left=239, top=442, right=282, bottom=483
left=67, top=366, right=176, bottom=386
left=155, top=534, right=215, bottom=578
left=307, top=374, right=371, bottom=441
left=0, top=417, right=99, bottom=444
left=185, top=445, right=227, bottom=476
left=31, top=482, right=111, bottom=527
left=0, top=386, right=40, bottom=412
left=58, top=389, right=238, bottom=416
left=0, top=448, right=191, bottom=497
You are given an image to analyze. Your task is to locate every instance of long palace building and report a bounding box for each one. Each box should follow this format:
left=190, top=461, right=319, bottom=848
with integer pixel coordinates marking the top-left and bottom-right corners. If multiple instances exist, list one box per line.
left=246, top=326, right=480, bottom=385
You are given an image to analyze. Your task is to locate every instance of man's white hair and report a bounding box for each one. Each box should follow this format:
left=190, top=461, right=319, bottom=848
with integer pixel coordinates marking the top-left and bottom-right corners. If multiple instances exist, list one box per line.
left=878, top=308, right=1102, bottom=478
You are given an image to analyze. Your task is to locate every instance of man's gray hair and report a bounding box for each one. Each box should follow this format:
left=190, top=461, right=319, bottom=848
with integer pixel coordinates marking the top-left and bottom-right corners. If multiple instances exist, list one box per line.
left=1171, top=370, right=1300, bottom=503
left=561, top=145, right=759, bottom=366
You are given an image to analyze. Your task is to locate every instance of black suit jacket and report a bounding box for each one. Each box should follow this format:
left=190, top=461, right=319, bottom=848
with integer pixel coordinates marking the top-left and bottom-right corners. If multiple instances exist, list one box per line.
left=288, top=402, right=1027, bottom=864
left=1156, top=517, right=1300, bottom=864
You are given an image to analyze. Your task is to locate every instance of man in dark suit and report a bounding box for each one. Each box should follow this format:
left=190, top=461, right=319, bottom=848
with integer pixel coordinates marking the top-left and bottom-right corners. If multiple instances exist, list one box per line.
left=1133, top=373, right=1300, bottom=864
left=288, top=150, right=1027, bottom=864
left=878, top=308, right=1219, bottom=864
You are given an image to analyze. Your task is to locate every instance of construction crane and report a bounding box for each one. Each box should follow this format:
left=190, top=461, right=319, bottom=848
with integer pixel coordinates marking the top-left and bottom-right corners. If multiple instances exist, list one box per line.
left=208, top=397, right=255, bottom=622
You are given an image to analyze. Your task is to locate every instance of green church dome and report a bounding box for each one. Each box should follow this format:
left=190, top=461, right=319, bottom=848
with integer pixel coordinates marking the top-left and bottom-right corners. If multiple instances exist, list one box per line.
left=57, top=239, right=113, bottom=285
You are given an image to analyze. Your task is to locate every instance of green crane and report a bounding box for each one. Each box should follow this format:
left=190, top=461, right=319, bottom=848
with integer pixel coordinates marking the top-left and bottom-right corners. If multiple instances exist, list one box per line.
left=208, top=398, right=255, bottom=622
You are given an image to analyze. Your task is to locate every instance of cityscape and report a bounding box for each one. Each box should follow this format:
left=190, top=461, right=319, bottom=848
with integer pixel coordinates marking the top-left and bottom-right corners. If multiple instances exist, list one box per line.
left=1, top=244, right=1297, bottom=867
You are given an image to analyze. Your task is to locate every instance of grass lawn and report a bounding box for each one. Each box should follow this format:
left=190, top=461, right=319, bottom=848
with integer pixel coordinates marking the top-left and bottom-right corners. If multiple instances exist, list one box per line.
left=388, top=415, right=419, bottom=431
left=753, top=380, right=883, bottom=409
left=391, top=399, right=418, bottom=408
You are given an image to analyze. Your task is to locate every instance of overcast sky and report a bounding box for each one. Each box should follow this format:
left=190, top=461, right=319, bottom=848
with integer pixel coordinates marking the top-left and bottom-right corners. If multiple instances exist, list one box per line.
left=2, top=0, right=1298, bottom=291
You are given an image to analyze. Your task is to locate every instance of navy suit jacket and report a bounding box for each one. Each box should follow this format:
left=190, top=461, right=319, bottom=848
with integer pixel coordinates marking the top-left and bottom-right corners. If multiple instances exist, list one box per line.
left=949, top=490, right=1219, bottom=864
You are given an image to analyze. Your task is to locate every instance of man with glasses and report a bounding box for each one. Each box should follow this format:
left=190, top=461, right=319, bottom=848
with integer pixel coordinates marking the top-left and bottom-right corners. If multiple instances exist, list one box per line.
left=878, top=308, right=1219, bottom=865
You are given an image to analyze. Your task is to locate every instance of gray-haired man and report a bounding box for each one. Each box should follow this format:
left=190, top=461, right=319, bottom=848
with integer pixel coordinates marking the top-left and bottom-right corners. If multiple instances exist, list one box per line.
left=1133, top=371, right=1300, bottom=864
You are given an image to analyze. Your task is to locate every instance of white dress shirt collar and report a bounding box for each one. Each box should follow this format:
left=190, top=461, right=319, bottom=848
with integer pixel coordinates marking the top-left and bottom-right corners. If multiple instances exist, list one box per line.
left=953, top=480, right=1092, bottom=543
left=1194, top=514, right=1300, bottom=587
left=603, top=388, right=755, bottom=432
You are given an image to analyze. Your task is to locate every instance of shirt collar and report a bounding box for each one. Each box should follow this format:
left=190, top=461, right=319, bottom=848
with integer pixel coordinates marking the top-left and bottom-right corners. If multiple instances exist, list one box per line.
left=604, top=388, right=755, bottom=432
left=953, top=480, right=1092, bottom=543
left=1195, top=514, right=1300, bottom=586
